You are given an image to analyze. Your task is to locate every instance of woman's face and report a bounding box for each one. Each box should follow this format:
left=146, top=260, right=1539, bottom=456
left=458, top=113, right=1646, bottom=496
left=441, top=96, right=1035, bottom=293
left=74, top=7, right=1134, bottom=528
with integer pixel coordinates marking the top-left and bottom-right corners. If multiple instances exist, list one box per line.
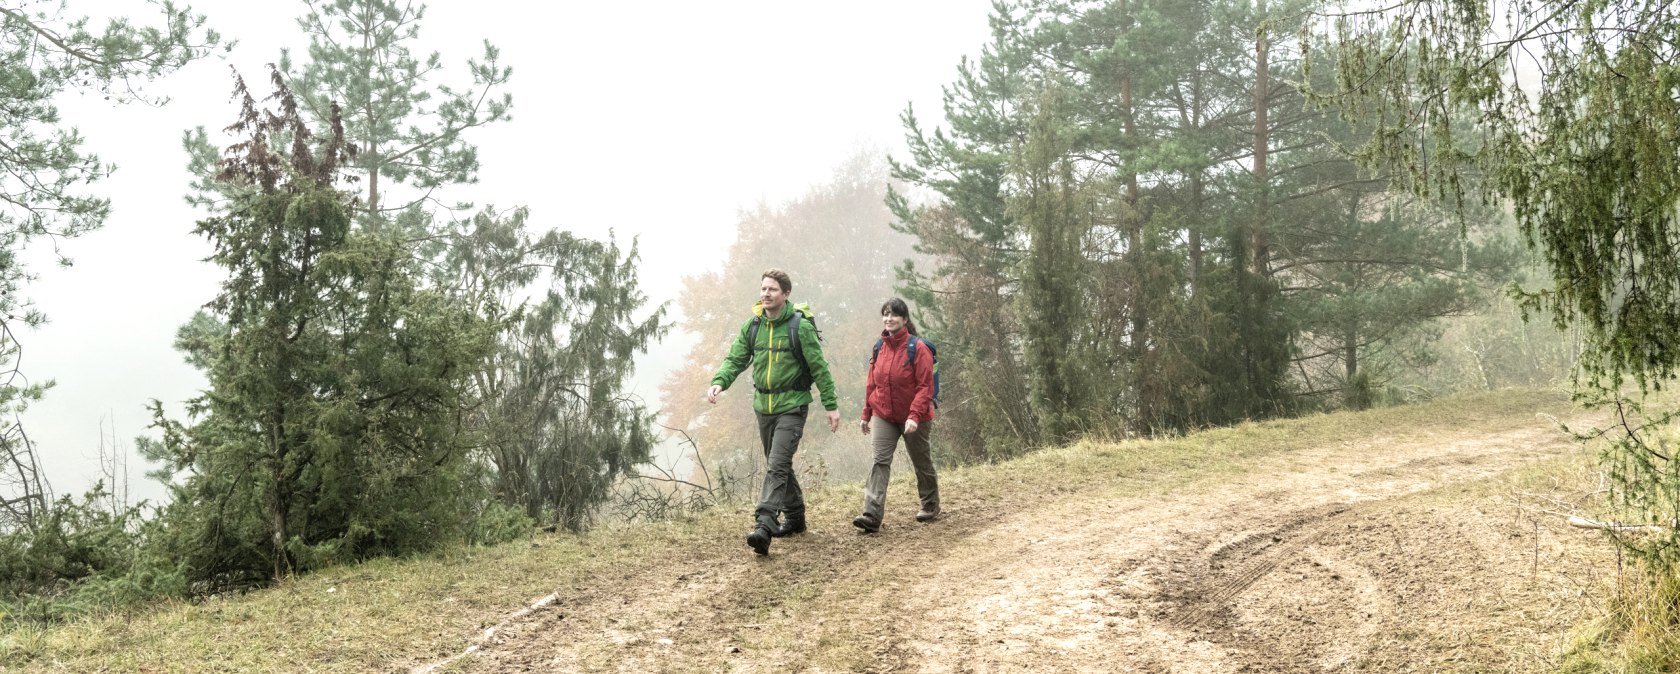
left=881, top=310, right=905, bottom=333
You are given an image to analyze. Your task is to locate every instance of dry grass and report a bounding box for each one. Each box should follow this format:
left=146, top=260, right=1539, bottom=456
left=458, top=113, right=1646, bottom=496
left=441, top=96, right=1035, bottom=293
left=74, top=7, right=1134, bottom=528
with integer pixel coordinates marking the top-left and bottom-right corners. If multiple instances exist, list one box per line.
left=1554, top=570, right=1680, bottom=674
left=1, top=388, right=1601, bottom=672
left=0, top=515, right=755, bottom=672
left=1415, top=400, right=1680, bottom=674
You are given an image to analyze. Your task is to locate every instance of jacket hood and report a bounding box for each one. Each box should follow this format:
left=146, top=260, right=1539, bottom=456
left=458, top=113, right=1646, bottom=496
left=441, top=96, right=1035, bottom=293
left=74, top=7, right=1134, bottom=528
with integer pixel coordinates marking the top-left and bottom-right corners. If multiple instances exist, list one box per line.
left=752, top=301, right=813, bottom=323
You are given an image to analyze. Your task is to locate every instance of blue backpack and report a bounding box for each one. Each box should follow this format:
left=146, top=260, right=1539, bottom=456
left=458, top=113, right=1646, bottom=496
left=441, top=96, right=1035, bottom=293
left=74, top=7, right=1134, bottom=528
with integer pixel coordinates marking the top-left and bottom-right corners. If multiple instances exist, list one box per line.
left=870, top=336, right=940, bottom=408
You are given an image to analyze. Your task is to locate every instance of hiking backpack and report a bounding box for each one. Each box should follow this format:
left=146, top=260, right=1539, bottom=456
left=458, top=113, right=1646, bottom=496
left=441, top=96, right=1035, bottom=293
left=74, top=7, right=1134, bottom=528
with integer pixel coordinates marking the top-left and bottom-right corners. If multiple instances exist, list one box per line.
left=870, top=335, right=940, bottom=408
left=745, top=309, right=821, bottom=394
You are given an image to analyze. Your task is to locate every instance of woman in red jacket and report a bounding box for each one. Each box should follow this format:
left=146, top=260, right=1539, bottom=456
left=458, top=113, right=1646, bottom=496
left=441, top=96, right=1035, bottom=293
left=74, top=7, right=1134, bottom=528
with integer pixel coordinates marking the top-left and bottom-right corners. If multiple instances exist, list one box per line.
left=852, top=297, right=939, bottom=533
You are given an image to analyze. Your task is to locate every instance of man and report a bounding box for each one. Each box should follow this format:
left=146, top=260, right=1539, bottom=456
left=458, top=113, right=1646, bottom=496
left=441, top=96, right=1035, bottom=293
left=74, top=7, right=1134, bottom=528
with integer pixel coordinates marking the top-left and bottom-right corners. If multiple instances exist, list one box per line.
left=707, top=268, right=841, bottom=555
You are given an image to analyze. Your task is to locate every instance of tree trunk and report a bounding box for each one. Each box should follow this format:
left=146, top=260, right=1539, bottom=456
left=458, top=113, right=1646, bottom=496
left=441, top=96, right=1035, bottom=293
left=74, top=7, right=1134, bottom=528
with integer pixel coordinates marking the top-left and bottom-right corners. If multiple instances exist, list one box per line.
left=1189, top=171, right=1204, bottom=298
left=1121, top=0, right=1147, bottom=350
left=1252, top=0, right=1270, bottom=278
left=266, top=408, right=292, bottom=578
left=365, top=118, right=380, bottom=232
left=1345, top=330, right=1358, bottom=379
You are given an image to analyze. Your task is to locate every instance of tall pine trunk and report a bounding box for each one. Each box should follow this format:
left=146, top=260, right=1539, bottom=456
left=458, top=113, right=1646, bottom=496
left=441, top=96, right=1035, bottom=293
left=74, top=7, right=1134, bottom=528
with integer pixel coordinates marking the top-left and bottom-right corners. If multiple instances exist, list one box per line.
left=1252, top=0, right=1270, bottom=278
left=1189, top=171, right=1204, bottom=298
left=1122, top=0, right=1146, bottom=351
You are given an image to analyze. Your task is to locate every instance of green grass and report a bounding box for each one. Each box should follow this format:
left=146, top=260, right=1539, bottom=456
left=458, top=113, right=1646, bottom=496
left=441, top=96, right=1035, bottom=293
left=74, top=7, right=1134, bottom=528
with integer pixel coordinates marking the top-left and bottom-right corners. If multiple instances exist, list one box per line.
left=1, top=388, right=1586, bottom=672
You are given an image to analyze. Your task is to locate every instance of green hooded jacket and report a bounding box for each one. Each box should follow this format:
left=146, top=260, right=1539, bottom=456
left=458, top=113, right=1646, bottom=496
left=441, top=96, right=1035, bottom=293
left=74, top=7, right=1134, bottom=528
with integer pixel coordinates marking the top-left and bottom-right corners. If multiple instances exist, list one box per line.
left=710, top=301, right=839, bottom=416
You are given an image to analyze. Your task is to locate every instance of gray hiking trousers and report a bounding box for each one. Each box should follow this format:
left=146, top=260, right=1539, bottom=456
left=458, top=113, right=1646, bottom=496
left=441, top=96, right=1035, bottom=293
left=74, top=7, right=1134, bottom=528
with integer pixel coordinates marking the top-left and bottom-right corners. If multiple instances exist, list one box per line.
left=755, top=405, right=808, bottom=530
left=862, top=416, right=938, bottom=520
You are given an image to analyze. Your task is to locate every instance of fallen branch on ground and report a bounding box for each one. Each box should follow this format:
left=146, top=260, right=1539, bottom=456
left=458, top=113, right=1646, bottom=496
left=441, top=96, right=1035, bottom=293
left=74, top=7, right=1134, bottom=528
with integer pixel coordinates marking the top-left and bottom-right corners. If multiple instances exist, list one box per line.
left=1567, top=516, right=1673, bottom=535
left=410, top=592, right=561, bottom=674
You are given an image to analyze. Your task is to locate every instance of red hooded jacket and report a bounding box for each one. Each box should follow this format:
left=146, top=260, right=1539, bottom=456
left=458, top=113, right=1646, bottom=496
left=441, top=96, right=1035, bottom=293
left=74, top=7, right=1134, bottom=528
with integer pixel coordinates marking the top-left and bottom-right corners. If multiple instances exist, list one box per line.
left=861, top=328, right=936, bottom=425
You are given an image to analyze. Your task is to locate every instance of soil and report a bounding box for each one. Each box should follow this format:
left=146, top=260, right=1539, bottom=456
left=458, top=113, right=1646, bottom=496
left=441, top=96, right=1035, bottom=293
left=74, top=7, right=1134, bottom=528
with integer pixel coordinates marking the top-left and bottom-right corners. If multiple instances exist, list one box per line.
left=428, top=409, right=1613, bottom=673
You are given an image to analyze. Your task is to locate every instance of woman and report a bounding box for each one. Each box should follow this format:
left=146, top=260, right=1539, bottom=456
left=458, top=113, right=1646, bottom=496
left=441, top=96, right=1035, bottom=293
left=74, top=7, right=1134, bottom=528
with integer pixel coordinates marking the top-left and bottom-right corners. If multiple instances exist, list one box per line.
left=853, top=297, right=939, bottom=533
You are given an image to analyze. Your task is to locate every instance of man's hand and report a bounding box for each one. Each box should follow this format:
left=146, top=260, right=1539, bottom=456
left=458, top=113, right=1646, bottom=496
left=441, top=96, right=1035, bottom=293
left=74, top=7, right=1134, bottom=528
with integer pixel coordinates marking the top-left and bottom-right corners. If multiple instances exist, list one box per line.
left=827, top=410, right=841, bottom=433
left=905, top=418, right=920, bottom=434
left=860, top=418, right=871, bottom=435
left=706, top=385, right=722, bottom=404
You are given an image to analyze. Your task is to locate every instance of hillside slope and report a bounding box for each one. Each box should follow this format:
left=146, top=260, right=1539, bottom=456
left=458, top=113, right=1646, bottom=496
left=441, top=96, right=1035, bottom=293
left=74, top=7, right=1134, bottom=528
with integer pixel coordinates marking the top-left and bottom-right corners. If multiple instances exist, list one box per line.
left=10, top=390, right=1614, bottom=673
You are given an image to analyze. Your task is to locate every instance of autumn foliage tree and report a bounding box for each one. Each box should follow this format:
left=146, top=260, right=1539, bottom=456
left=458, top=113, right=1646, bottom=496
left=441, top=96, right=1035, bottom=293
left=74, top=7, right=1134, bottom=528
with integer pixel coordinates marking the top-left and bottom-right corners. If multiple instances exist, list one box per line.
left=661, top=153, right=918, bottom=482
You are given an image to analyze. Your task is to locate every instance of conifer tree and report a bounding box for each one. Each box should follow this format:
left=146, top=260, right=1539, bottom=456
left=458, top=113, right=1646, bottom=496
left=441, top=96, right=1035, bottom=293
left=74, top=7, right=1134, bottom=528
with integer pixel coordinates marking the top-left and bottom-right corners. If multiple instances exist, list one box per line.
left=1309, top=0, right=1680, bottom=566
left=282, top=0, right=510, bottom=228
left=176, top=0, right=663, bottom=534
left=0, top=1, right=220, bottom=530
left=895, top=0, right=1519, bottom=443
left=444, top=208, right=666, bottom=530
left=182, top=0, right=511, bottom=230
left=145, top=71, right=495, bottom=580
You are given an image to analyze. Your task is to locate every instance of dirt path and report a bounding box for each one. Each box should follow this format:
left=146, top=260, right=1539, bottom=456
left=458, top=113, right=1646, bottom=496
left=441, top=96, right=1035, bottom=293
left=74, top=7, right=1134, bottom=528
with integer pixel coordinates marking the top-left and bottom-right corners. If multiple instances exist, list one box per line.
left=443, top=407, right=1609, bottom=673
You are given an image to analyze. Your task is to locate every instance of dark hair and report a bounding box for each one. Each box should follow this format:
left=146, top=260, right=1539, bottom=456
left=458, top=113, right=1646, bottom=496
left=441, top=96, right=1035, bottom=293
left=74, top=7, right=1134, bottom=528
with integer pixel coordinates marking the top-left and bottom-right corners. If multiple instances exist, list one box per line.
left=762, top=268, right=792, bottom=293
left=880, top=297, right=919, bottom=336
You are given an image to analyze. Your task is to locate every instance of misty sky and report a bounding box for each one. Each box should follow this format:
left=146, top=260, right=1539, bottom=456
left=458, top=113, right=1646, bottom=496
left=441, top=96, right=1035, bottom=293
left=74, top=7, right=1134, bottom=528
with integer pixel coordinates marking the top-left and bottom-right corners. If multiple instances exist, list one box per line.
left=22, top=0, right=993, bottom=503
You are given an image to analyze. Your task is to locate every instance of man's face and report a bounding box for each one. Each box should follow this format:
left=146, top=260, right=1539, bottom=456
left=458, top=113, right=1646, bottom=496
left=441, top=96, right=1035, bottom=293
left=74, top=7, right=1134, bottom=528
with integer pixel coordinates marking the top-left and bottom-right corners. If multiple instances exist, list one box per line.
left=760, top=276, right=788, bottom=313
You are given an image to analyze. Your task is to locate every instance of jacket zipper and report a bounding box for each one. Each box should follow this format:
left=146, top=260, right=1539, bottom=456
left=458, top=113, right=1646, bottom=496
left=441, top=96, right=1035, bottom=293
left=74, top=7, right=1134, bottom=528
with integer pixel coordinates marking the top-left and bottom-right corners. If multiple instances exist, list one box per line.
left=765, top=315, right=776, bottom=413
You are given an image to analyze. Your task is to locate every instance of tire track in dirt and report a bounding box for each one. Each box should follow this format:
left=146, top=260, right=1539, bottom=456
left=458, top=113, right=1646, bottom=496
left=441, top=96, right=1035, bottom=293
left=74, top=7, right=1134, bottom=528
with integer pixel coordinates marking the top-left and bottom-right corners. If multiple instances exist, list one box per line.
left=1173, top=504, right=1349, bottom=629
left=883, top=418, right=1582, bottom=673
left=442, top=410, right=1590, bottom=673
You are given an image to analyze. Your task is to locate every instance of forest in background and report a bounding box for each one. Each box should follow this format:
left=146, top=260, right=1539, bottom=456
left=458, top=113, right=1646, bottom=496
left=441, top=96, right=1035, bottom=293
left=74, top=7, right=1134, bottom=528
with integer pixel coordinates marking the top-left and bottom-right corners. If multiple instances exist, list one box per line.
left=660, top=1, right=1575, bottom=475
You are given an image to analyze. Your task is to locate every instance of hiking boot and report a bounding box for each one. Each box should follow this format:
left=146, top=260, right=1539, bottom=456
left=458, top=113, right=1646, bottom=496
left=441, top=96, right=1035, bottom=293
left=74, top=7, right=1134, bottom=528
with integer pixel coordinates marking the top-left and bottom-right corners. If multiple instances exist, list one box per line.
left=772, top=517, right=806, bottom=537
left=746, top=525, right=772, bottom=555
left=915, top=505, right=941, bottom=523
left=852, top=513, right=880, bottom=534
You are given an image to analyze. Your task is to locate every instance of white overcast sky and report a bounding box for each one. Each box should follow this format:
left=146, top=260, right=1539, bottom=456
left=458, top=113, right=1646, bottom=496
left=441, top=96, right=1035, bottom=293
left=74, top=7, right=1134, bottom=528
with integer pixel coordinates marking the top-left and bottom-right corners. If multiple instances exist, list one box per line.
left=24, top=0, right=993, bottom=503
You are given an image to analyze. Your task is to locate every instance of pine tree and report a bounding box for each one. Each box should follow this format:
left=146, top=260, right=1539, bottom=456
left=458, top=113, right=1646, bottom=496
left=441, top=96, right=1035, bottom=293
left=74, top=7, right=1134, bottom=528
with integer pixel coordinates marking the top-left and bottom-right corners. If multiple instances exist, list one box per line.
left=895, top=0, right=1518, bottom=441
left=1015, top=85, right=1090, bottom=443
left=282, top=0, right=510, bottom=228
left=0, top=1, right=220, bottom=531
left=1309, top=0, right=1680, bottom=567
left=890, top=6, right=1041, bottom=456
left=444, top=208, right=667, bottom=531
left=144, top=71, right=495, bottom=580
left=175, top=1, right=666, bottom=535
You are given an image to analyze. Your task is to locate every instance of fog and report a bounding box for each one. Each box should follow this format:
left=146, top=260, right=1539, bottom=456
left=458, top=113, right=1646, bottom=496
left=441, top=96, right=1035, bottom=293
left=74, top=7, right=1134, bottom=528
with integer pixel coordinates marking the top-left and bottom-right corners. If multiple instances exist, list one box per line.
left=20, top=0, right=992, bottom=504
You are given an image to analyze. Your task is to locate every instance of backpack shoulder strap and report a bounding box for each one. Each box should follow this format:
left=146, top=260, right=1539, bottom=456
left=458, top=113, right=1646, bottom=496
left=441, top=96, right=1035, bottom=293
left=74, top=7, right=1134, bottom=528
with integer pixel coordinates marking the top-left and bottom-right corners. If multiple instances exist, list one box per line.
left=871, top=338, right=884, bottom=365
left=745, top=315, right=764, bottom=360
left=790, top=311, right=815, bottom=390
left=906, top=336, right=919, bottom=365
left=787, top=310, right=806, bottom=364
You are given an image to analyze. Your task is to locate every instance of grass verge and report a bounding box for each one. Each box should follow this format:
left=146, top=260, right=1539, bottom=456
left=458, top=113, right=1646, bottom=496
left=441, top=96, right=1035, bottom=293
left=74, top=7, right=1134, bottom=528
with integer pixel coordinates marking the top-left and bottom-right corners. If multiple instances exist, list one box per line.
left=1, top=388, right=1585, bottom=672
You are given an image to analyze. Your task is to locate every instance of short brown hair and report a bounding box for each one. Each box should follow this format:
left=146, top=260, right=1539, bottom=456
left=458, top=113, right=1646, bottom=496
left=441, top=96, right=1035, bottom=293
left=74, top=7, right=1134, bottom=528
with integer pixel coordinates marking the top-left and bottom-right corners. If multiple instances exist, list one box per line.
left=762, top=268, right=792, bottom=293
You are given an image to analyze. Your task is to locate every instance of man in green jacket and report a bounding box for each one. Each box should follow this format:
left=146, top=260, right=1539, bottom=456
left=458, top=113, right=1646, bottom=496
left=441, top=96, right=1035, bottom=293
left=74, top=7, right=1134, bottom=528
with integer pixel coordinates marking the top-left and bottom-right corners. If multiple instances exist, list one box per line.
left=706, top=268, right=841, bottom=555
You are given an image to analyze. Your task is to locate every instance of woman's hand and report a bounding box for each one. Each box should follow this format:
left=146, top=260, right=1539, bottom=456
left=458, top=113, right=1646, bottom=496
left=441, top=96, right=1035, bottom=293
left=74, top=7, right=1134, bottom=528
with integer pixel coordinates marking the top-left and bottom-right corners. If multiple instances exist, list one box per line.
left=860, top=419, right=871, bottom=435
left=905, top=418, right=919, bottom=434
